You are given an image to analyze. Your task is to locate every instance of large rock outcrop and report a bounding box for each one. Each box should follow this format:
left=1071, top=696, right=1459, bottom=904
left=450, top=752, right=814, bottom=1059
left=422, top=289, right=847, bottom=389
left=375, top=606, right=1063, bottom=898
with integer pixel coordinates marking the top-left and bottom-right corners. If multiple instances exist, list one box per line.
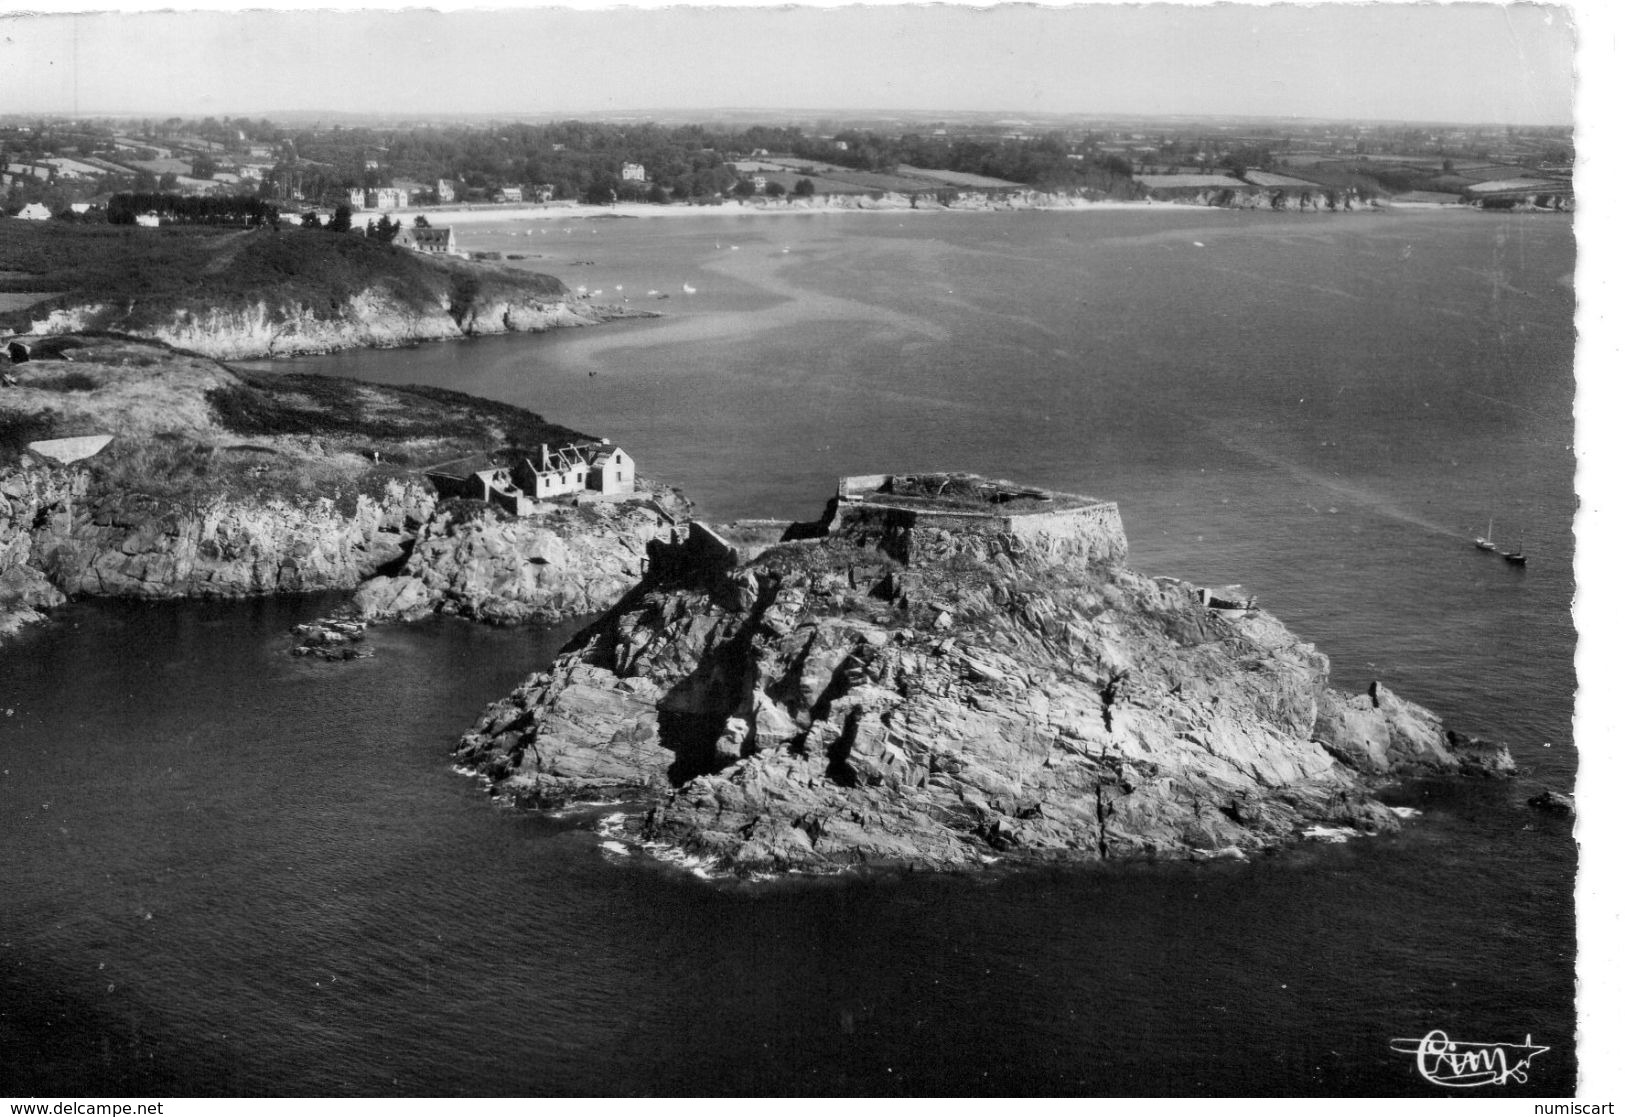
left=1, top=462, right=436, bottom=618
left=0, top=335, right=648, bottom=633
left=455, top=475, right=1512, bottom=877
left=352, top=490, right=687, bottom=625
left=25, top=290, right=628, bottom=362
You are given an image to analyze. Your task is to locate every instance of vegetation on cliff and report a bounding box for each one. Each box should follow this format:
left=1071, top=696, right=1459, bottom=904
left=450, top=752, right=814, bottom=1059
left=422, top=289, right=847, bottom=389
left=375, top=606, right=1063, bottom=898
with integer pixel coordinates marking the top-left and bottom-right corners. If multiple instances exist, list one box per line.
left=0, top=220, right=571, bottom=338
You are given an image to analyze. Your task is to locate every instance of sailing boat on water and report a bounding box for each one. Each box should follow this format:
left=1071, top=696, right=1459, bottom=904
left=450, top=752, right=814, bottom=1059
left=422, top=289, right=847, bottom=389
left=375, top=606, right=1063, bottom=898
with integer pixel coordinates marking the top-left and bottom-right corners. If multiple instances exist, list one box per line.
left=1501, top=539, right=1529, bottom=566
left=1474, top=518, right=1497, bottom=552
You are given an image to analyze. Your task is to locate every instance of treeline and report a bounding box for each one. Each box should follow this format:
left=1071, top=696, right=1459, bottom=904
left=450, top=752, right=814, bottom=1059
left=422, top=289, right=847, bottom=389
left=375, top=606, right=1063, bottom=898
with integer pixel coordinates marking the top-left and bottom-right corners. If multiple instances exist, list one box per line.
left=261, top=120, right=1139, bottom=202
left=107, top=193, right=281, bottom=227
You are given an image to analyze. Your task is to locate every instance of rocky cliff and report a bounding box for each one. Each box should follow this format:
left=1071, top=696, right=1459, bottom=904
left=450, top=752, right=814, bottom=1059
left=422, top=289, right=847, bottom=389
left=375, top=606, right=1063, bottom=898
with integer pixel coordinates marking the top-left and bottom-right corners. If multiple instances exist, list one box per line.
left=454, top=475, right=1512, bottom=877
left=4, top=223, right=645, bottom=361
left=0, top=335, right=665, bottom=636
left=353, top=490, right=687, bottom=626
left=24, top=288, right=628, bottom=362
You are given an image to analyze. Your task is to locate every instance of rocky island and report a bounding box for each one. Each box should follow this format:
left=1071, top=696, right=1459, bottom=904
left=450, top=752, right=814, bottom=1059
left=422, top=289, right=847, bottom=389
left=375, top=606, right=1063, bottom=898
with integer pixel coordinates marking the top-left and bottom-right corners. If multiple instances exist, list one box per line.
left=456, top=472, right=1513, bottom=876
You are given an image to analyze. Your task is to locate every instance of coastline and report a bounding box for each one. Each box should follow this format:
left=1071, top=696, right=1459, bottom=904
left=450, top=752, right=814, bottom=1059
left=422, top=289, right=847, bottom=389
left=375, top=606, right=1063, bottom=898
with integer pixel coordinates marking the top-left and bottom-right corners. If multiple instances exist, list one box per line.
left=358, top=193, right=1270, bottom=229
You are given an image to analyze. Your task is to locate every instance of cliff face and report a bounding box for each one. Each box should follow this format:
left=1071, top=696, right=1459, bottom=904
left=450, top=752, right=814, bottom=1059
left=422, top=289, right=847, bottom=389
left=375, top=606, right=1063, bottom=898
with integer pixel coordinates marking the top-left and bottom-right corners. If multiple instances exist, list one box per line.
left=0, top=464, right=436, bottom=626
left=455, top=483, right=1512, bottom=876
left=1, top=461, right=687, bottom=638
left=26, top=289, right=617, bottom=362
left=353, top=490, right=687, bottom=626
left=6, top=224, right=644, bottom=362
left=0, top=335, right=655, bottom=635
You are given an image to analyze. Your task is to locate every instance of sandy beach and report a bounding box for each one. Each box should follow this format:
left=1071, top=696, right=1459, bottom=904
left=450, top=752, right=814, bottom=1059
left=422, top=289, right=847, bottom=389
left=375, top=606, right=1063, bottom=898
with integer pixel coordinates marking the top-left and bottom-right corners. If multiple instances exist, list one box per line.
left=347, top=193, right=1178, bottom=229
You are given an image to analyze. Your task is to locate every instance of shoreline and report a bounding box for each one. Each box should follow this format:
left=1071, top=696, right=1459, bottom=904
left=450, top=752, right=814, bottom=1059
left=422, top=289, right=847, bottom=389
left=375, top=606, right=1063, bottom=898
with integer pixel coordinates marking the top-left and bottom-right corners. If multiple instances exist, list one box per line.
left=351, top=195, right=1271, bottom=228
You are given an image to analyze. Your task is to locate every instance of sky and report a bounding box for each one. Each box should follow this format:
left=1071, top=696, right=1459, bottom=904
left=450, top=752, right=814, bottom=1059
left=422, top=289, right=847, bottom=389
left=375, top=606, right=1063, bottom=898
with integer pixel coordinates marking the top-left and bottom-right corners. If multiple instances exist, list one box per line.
left=0, top=2, right=1580, bottom=125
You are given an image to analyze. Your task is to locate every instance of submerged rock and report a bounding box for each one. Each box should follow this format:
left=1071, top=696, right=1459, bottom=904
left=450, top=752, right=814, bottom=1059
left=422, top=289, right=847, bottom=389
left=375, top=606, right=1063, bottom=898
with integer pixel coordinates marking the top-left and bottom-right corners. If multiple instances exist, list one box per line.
left=1527, top=789, right=1576, bottom=816
left=290, top=614, right=374, bottom=661
left=456, top=473, right=1514, bottom=877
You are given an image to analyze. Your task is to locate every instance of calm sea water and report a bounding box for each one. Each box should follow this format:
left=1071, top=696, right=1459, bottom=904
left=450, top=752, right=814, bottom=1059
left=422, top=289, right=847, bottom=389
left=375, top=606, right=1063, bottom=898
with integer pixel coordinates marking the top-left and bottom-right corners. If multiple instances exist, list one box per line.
left=3, top=207, right=1576, bottom=1096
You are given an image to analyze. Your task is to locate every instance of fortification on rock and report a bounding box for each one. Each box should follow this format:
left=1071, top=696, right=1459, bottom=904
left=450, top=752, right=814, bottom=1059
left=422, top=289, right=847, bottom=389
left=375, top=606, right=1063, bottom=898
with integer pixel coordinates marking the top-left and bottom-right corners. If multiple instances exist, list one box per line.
left=658, top=472, right=1129, bottom=578
left=828, top=472, right=1128, bottom=565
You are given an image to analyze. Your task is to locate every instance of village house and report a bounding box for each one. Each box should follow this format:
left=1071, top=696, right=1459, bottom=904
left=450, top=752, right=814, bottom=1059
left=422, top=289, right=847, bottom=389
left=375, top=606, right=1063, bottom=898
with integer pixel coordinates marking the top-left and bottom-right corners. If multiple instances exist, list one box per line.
left=436, top=179, right=457, bottom=203
left=498, top=186, right=523, bottom=203
left=620, top=162, right=647, bottom=182
left=14, top=202, right=52, bottom=221
left=398, top=225, right=457, bottom=255
left=347, top=187, right=368, bottom=209
left=372, top=187, right=409, bottom=210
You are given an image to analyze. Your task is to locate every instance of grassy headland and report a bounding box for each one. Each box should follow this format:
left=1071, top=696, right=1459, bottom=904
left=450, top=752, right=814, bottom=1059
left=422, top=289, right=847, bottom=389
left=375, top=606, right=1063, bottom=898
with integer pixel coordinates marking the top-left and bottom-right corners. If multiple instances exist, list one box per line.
left=1, top=334, right=589, bottom=511
left=0, top=221, right=607, bottom=358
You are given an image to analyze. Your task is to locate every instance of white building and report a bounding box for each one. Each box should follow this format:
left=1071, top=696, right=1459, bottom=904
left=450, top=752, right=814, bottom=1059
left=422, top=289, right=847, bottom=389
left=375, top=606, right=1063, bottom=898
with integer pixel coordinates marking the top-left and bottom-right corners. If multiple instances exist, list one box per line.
left=522, top=442, right=635, bottom=498
left=399, top=226, right=457, bottom=255
left=15, top=203, right=52, bottom=221
left=619, top=162, right=647, bottom=183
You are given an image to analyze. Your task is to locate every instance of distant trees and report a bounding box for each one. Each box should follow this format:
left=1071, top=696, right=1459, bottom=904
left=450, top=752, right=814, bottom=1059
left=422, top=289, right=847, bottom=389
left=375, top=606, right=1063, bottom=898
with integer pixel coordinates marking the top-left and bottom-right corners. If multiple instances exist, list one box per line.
left=793, top=177, right=816, bottom=197
left=582, top=178, right=616, bottom=206
left=329, top=204, right=352, bottom=233
left=764, top=181, right=786, bottom=197
left=732, top=179, right=756, bottom=198
left=366, top=214, right=400, bottom=243
left=106, top=192, right=279, bottom=227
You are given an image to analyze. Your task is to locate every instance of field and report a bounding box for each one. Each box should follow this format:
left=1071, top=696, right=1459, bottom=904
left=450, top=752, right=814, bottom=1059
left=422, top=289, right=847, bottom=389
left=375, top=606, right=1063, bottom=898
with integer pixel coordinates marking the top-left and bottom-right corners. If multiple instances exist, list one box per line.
left=735, top=157, right=1023, bottom=197
left=894, top=165, right=1025, bottom=190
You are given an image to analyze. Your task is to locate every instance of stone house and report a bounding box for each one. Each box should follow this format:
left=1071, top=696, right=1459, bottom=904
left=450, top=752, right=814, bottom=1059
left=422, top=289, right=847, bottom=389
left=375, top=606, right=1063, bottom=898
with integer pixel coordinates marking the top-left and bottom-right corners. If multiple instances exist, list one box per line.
left=518, top=441, right=635, bottom=498
left=399, top=226, right=456, bottom=254
left=424, top=442, right=636, bottom=515
left=620, top=162, right=647, bottom=183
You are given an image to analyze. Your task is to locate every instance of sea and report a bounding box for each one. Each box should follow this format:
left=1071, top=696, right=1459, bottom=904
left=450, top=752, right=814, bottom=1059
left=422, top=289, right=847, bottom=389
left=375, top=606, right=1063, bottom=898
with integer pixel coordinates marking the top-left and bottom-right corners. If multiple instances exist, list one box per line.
left=0, top=206, right=1578, bottom=1097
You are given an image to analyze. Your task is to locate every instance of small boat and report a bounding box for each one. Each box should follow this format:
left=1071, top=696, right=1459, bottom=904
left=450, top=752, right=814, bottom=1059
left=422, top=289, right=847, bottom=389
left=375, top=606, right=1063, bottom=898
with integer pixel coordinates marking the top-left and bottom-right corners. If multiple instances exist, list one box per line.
left=1501, top=542, right=1528, bottom=566
left=1474, top=518, right=1497, bottom=552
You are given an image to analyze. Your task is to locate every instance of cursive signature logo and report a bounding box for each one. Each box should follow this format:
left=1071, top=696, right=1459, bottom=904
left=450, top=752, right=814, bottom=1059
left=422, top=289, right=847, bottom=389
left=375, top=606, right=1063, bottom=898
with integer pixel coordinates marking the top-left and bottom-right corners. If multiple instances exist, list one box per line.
left=1390, top=1029, right=1550, bottom=1087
